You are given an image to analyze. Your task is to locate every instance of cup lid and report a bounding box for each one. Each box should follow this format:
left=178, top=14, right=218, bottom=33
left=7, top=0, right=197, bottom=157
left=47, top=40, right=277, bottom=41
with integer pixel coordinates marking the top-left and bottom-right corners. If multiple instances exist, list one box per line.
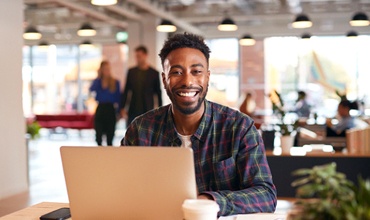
left=182, top=199, right=220, bottom=212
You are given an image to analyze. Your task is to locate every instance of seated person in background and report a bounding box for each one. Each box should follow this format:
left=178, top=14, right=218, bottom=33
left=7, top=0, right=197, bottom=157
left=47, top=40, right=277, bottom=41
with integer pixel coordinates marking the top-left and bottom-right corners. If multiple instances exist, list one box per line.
left=239, top=91, right=256, bottom=117
left=326, top=99, right=358, bottom=137
left=121, top=33, right=277, bottom=216
left=294, top=91, right=311, bottom=118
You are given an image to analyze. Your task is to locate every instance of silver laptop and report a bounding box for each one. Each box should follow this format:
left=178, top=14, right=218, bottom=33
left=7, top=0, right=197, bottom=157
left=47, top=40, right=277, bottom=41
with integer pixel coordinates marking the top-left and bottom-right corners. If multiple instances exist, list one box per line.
left=60, top=146, right=197, bottom=220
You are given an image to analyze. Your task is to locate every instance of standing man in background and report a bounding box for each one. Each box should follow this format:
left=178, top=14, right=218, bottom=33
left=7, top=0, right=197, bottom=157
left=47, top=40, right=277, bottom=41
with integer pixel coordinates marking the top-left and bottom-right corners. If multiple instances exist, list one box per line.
left=120, top=45, right=163, bottom=125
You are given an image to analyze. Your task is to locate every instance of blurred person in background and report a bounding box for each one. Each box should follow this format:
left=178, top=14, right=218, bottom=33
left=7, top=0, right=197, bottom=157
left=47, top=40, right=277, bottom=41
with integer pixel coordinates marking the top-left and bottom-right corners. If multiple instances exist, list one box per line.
left=90, top=61, right=120, bottom=146
left=294, top=91, right=311, bottom=118
left=326, top=99, right=358, bottom=137
left=120, top=45, right=163, bottom=126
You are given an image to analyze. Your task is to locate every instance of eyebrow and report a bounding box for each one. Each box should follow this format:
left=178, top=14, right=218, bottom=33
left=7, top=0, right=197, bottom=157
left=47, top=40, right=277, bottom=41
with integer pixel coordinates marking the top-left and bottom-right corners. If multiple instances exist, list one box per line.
left=170, top=63, right=205, bottom=69
left=191, top=63, right=205, bottom=68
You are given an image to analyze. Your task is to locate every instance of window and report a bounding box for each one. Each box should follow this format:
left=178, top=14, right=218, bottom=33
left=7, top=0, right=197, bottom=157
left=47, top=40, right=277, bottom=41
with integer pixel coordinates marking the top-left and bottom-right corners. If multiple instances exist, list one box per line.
left=206, top=38, right=239, bottom=107
left=265, top=36, right=370, bottom=117
left=23, top=44, right=102, bottom=116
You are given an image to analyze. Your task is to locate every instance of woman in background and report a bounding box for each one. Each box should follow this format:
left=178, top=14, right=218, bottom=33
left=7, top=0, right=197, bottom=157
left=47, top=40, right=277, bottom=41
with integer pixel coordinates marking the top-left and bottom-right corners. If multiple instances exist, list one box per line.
left=90, top=61, right=120, bottom=146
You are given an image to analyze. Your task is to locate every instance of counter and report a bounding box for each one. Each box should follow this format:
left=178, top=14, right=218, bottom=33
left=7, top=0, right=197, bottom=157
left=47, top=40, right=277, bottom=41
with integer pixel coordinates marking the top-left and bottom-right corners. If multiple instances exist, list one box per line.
left=266, top=150, right=370, bottom=197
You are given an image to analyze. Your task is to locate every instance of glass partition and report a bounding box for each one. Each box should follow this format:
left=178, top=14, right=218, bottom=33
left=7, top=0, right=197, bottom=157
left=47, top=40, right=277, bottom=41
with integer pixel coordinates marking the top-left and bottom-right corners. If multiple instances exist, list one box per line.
left=265, top=35, right=370, bottom=118
left=23, top=44, right=102, bottom=116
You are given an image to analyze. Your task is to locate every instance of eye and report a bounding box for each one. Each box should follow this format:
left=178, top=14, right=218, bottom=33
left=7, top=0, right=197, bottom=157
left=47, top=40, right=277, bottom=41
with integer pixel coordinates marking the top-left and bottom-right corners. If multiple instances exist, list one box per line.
left=192, top=69, right=202, bottom=75
left=170, top=70, right=182, bottom=75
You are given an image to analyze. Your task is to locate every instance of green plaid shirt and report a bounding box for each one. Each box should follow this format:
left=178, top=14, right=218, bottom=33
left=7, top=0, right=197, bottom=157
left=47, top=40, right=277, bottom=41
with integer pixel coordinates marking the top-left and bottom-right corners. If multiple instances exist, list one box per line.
left=121, top=100, right=277, bottom=216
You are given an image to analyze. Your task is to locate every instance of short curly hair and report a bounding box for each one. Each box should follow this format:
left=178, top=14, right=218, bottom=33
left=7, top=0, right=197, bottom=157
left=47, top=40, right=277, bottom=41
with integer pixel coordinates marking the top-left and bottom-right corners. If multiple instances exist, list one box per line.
left=158, top=32, right=211, bottom=67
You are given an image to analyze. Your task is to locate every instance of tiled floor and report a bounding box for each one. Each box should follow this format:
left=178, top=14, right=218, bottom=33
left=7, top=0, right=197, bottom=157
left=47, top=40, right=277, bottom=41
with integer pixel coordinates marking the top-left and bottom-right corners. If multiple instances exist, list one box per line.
left=0, top=127, right=292, bottom=217
left=0, top=128, right=124, bottom=217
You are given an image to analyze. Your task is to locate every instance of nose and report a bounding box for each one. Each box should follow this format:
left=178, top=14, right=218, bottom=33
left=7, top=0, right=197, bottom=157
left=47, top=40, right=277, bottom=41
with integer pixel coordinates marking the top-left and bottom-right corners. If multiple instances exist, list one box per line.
left=181, top=70, right=194, bottom=87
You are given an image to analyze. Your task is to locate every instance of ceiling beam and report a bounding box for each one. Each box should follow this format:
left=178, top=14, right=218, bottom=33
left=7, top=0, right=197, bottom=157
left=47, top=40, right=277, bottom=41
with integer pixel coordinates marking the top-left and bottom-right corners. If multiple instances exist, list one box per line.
left=105, top=4, right=141, bottom=21
left=182, top=11, right=353, bottom=24
left=24, top=0, right=128, bottom=30
left=126, top=0, right=203, bottom=35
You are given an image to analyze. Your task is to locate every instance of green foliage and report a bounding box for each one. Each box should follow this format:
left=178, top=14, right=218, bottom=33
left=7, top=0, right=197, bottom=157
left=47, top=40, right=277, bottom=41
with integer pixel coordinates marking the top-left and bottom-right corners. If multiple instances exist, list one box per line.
left=344, top=176, right=370, bottom=220
left=269, top=90, right=298, bottom=136
left=26, top=121, right=41, bottom=139
left=289, top=163, right=370, bottom=220
left=335, top=90, right=347, bottom=101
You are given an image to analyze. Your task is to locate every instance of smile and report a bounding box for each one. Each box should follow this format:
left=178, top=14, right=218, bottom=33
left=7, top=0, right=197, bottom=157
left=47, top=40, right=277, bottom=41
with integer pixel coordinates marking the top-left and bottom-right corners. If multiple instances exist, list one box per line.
left=178, top=92, right=198, bottom=97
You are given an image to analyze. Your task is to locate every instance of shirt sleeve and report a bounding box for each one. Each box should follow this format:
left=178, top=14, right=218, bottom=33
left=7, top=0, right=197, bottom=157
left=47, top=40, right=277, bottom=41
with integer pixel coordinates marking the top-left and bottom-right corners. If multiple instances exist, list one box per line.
left=114, top=80, right=121, bottom=105
left=332, top=117, right=351, bottom=134
left=121, top=120, right=138, bottom=146
left=89, top=79, right=100, bottom=92
left=201, top=127, right=277, bottom=216
left=120, top=71, right=131, bottom=110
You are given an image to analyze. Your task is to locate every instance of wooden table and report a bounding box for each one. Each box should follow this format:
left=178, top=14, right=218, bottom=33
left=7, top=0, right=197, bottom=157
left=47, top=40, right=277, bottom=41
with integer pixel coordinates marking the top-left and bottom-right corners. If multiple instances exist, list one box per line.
left=0, top=202, right=69, bottom=220
left=0, top=202, right=286, bottom=220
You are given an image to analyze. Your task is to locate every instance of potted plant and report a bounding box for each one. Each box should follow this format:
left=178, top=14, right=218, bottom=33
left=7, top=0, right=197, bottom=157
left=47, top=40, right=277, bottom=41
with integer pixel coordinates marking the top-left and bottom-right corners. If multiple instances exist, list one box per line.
left=288, top=162, right=370, bottom=220
left=269, top=90, right=298, bottom=153
left=26, top=120, right=41, bottom=140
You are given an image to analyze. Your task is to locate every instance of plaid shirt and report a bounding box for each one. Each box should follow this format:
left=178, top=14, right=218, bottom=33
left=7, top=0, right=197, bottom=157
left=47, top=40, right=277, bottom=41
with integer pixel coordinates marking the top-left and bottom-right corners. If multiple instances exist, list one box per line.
left=121, top=100, right=277, bottom=216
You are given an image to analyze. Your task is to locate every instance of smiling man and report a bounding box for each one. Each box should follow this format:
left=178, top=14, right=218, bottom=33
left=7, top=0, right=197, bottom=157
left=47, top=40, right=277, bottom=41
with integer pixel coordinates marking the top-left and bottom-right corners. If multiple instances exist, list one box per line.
left=121, top=33, right=277, bottom=216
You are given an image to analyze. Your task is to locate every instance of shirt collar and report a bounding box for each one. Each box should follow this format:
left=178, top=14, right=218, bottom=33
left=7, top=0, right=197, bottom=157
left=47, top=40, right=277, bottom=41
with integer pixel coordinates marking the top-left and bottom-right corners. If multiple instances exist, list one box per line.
left=165, top=106, right=182, bottom=146
left=167, top=100, right=211, bottom=144
left=193, top=100, right=211, bottom=142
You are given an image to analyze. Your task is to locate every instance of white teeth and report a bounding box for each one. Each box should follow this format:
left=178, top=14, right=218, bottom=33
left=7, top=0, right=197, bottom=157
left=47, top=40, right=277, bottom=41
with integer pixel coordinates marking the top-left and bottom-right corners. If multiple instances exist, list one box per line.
left=179, top=92, right=196, bottom=97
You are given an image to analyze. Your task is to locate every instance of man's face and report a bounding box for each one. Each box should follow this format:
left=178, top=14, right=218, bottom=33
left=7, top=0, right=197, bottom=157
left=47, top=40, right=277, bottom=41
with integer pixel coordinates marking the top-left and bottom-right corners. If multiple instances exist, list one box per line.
left=337, top=104, right=349, bottom=117
left=101, top=63, right=111, bottom=77
left=135, top=50, right=147, bottom=65
left=162, top=47, right=210, bottom=115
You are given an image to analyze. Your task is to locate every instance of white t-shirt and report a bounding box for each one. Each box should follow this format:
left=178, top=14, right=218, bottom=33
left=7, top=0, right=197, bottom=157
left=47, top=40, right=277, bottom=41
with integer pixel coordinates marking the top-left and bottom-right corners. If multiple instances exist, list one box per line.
left=177, top=133, right=192, bottom=148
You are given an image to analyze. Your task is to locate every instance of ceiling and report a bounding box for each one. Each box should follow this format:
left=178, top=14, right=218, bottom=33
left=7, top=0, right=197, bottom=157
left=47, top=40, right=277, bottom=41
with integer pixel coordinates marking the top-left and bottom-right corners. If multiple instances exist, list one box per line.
left=23, top=0, right=370, bottom=45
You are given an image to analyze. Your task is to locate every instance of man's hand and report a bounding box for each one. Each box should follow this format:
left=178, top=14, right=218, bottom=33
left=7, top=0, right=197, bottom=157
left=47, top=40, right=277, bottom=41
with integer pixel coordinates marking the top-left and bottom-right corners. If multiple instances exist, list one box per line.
left=197, top=194, right=214, bottom=200
left=120, top=109, right=128, bottom=119
left=326, top=118, right=333, bottom=128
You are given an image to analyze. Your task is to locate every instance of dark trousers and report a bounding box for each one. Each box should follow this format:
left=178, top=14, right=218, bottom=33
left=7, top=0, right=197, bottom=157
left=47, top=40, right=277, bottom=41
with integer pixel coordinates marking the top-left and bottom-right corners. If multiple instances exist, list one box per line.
left=94, top=103, right=116, bottom=146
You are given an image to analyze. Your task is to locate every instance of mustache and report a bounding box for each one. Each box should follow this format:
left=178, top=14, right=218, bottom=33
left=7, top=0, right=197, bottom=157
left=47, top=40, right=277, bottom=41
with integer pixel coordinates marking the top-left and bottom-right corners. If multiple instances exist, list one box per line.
left=172, top=85, right=203, bottom=92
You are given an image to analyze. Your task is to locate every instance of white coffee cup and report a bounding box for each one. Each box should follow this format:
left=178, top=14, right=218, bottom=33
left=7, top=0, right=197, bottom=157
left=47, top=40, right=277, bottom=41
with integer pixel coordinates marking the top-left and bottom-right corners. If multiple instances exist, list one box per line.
left=182, top=199, right=220, bottom=220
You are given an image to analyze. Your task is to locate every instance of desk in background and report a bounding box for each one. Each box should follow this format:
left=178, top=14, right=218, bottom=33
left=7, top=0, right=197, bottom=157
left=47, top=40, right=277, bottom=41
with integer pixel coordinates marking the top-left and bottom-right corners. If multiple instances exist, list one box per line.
left=266, top=151, right=370, bottom=197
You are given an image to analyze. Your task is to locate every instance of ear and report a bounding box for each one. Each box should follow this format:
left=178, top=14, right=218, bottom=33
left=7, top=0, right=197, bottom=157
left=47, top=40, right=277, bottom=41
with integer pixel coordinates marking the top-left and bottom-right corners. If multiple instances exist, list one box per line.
left=161, top=72, right=167, bottom=90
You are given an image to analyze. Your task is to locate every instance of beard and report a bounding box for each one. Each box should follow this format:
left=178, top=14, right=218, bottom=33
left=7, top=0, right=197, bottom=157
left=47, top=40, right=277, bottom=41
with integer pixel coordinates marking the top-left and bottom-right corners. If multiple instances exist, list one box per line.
left=166, top=85, right=208, bottom=115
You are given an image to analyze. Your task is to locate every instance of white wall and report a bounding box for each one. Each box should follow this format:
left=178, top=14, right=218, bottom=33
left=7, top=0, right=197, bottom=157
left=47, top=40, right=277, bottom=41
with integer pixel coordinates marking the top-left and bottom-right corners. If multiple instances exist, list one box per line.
left=0, top=0, right=28, bottom=199
left=127, top=13, right=167, bottom=71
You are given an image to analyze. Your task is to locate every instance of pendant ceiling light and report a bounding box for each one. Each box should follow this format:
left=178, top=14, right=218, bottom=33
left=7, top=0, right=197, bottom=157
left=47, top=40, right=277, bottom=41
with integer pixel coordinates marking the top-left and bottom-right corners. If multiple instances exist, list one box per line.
left=239, top=34, right=256, bottom=46
left=38, top=41, right=49, bottom=47
left=156, top=19, right=177, bottom=32
left=91, top=0, right=117, bottom=6
left=218, top=18, right=238, bottom=31
left=292, top=14, right=312, bottom=28
left=350, top=12, right=369, bottom=26
left=23, top=26, right=42, bottom=40
left=346, top=30, right=358, bottom=38
left=77, top=23, right=96, bottom=37
left=301, top=33, right=312, bottom=39
left=80, top=40, right=95, bottom=49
